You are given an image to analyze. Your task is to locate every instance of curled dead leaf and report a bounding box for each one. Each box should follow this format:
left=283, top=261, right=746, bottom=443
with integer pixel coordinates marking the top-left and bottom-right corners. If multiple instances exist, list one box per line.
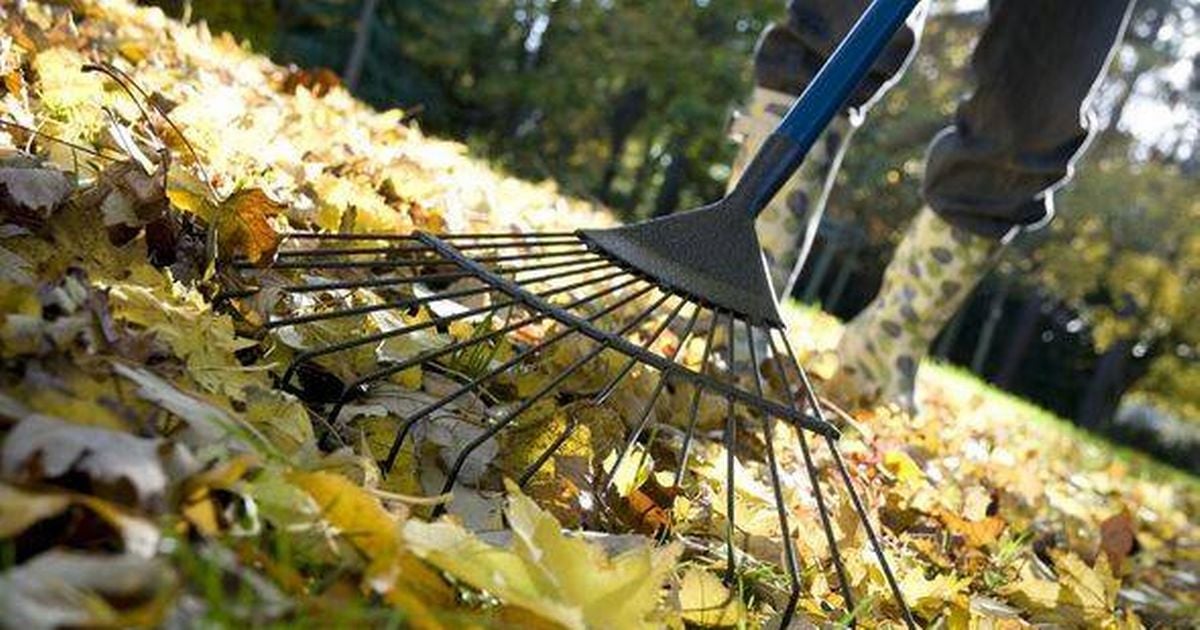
left=0, top=414, right=181, bottom=511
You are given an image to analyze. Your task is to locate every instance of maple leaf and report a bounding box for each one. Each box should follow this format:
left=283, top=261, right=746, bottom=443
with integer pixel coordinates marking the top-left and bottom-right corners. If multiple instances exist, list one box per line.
left=404, top=480, right=681, bottom=629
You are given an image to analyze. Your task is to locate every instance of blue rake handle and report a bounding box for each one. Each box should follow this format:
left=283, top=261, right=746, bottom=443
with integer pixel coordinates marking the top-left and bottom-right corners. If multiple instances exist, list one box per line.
left=730, top=0, right=922, bottom=218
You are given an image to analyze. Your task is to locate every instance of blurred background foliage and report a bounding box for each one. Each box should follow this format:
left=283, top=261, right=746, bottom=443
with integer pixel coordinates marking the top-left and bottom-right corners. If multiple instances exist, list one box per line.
left=148, top=0, right=1198, bottom=466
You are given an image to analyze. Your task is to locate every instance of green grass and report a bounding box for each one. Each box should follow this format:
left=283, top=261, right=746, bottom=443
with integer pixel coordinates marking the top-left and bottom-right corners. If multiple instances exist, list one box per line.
left=780, top=298, right=1197, bottom=491
left=924, top=362, right=1199, bottom=492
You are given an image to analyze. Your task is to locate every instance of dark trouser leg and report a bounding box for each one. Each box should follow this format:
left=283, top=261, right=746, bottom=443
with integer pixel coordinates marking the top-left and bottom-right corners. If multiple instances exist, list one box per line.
left=923, top=0, right=1136, bottom=239
left=832, top=0, right=1134, bottom=413
left=755, top=0, right=922, bottom=111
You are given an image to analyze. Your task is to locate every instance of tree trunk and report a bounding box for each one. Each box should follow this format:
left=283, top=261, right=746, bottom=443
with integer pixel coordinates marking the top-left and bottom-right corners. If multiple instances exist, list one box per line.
left=970, top=279, right=1008, bottom=377
left=598, top=86, right=648, bottom=204
left=343, top=0, right=379, bottom=90
left=1076, top=340, right=1133, bottom=428
left=653, top=140, right=688, bottom=217
left=994, top=291, right=1043, bottom=389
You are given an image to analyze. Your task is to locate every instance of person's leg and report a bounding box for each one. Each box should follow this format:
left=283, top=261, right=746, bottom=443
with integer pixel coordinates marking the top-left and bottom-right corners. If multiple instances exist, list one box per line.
left=729, top=0, right=924, bottom=295
left=833, top=0, right=1135, bottom=413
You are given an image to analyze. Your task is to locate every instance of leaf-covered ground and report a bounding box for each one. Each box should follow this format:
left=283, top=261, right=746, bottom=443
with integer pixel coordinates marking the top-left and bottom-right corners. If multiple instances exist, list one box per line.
left=1, top=1, right=1197, bottom=628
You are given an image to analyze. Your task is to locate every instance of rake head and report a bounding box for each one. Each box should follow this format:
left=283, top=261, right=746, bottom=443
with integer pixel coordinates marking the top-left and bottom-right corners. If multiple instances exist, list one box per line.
left=219, top=219, right=915, bottom=627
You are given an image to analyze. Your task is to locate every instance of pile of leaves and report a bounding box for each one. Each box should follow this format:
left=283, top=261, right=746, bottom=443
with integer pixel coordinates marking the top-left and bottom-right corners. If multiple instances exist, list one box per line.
left=0, top=1, right=1197, bottom=628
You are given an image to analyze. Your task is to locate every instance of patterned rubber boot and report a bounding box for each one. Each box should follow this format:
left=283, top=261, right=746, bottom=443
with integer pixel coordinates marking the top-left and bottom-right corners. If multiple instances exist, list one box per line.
left=727, top=86, right=853, bottom=295
left=828, top=207, right=1006, bottom=414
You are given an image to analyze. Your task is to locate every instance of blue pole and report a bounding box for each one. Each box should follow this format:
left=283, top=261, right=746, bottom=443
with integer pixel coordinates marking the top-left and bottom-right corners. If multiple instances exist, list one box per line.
left=729, top=0, right=921, bottom=219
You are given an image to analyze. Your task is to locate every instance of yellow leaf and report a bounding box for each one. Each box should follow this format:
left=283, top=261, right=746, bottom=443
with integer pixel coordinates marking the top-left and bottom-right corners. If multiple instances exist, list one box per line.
left=897, top=570, right=970, bottom=618
left=678, top=568, right=747, bottom=627
left=884, top=450, right=925, bottom=485
left=404, top=480, right=680, bottom=630
left=289, top=470, right=453, bottom=611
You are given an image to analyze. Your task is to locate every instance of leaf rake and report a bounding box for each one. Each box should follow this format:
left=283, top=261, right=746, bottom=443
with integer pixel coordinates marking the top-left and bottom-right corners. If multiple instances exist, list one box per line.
left=222, top=0, right=921, bottom=626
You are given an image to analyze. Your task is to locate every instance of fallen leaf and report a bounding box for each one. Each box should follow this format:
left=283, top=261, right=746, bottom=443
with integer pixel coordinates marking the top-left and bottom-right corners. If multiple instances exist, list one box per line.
left=0, top=157, right=73, bottom=223
left=678, top=567, right=747, bottom=627
left=0, top=482, right=159, bottom=558
left=404, top=480, right=681, bottom=630
left=214, top=188, right=282, bottom=265
left=896, top=569, right=970, bottom=619
left=289, top=470, right=454, bottom=613
left=0, top=550, right=175, bottom=629
left=0, top=413, right=172, bottom=511
left=1098, top=510, right=1137, bottom=569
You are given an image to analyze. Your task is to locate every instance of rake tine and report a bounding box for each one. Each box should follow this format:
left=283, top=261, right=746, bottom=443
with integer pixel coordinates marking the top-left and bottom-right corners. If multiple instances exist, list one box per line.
left=280, top=268, right=631, bottom=388
left=383, top=289, right=674, bottom=473
left=597, top=304, right=702, bottom=491
left=517, top=294, right=686, bottom=486
left=674, top=312, right=721, bottom=487
left=434, top=288, right=665, bottom=509
left=278, top=232, right=422, bottom=242
left=274, top=243, right=588, bottom=260
left=437, top=231, right=579, bottom=240
left=246, top=252, right=604, bottom=271
left=722, top=312, right=738, bottom=583
left=270, top=257, right=612, bottom=294
left=778, top=334, right=916, bottom=629
left=748, top=327, right=802, bottom=627
left=766, top=331, right=854, bottom=621
left=265, top=284, right=494, bottom=329
left=274, top=230, right=577, bottom=246
left=327, top=279, right=652, bottom=426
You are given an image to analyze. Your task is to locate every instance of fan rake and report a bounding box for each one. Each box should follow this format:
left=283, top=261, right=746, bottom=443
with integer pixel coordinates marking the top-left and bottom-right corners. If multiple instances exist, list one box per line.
left=220, top=0, right=922, bottom=625
left=220, top=230, right=913, bottom=626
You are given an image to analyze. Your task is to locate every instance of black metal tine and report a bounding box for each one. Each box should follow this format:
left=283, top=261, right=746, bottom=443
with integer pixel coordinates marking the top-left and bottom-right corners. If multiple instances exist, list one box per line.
left=273, top=249, right=594, bottom=270
left=436, top=231, right=578, bottom=240
left=435, top=288, right=668, bottom=508
left=241, top=251, right=604, bottom=271
left=279, top=232, right=422, bottom=242
left=263, top=258, right=613, bottom=296
left=517, top=294, right=687, bottom=486
left=722, top=312, right=738, bottom=583
left=268, top=270, right=478, bottom=294
left=265, top=284, right=494, bottom=329
left=674, top=311, right=721, bottom=487
left=748, top=326, right=801, bottom=627
left=326, top=279, right=652, bottom=425
left=273, top=243, right=589, bottom=259
left=766, top=330, right=854, bottom=621
left=380, top=286, right=671, bottom=473
left=597, top=304, right=702, bottom=492
left=277, top=231, right=576, bottom=243
left=593, top=298, right=688, bottom=406
left=279, top=268, right=633, bottom=387
left=778, top=334, right=916, bottom=629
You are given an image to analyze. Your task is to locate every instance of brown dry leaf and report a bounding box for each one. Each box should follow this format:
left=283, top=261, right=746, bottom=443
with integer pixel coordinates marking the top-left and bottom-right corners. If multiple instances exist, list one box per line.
left=214, top=188, right=283, bottom=265
left=1098, top=510, right=1137, bottom=569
